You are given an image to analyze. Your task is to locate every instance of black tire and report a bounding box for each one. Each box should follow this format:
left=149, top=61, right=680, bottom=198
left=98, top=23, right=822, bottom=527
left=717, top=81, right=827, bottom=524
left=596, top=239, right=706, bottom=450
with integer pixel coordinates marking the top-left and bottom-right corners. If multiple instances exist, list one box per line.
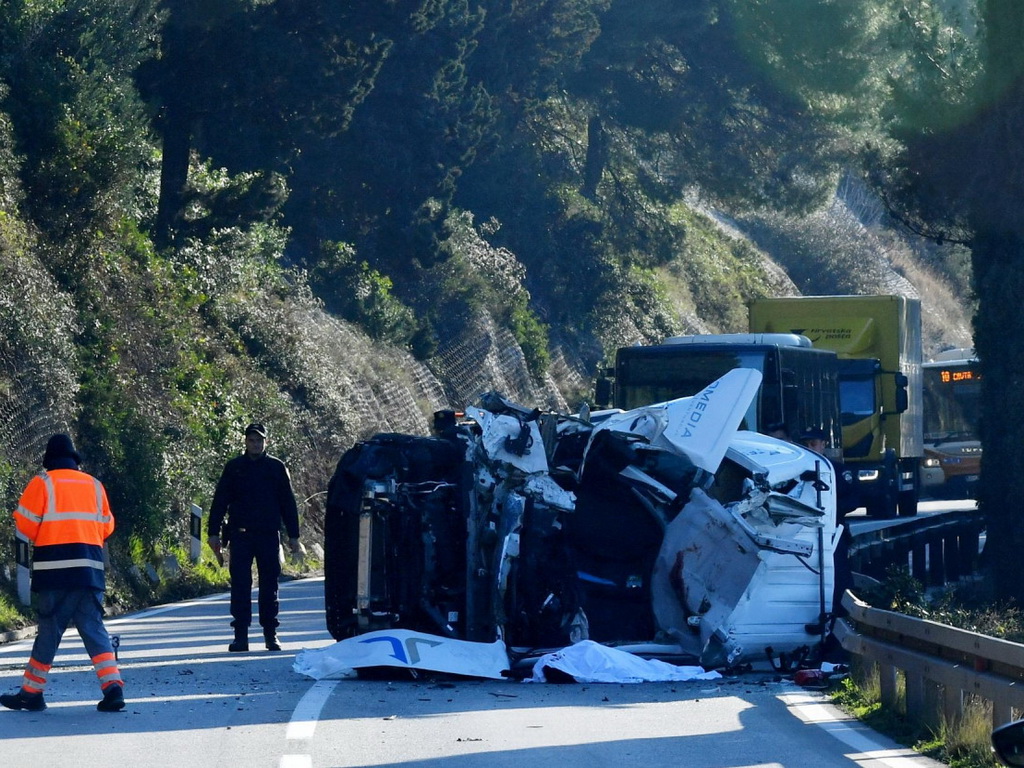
left=897, top=488, right=918, bottom=517
left=865, top=482, right=897, bottom=519
left=865, top=495, right=897, bottom=519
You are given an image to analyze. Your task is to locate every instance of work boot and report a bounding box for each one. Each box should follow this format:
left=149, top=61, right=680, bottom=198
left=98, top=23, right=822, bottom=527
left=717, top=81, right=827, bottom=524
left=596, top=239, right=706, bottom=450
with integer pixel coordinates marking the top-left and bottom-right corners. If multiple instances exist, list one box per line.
left=264, top=632, right=282, bottom=652
left=97, top=684, right=125, bottom=713
left=228, top=629, right=249, bottom=653
left=1, top=689, right=46, bottom=712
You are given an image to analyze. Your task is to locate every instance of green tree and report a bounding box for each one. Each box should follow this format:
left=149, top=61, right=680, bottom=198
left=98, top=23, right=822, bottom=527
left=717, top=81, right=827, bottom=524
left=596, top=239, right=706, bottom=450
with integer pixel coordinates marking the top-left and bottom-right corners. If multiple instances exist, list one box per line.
left=290, top=1, right=496, bottom=276
left=879, top=1, right=1024, bottom=604
left=0, top=0, right=158, bottom=244
left=725, top=0, right=1024, bottom=603
left=139, top=0, right=386, bottom=246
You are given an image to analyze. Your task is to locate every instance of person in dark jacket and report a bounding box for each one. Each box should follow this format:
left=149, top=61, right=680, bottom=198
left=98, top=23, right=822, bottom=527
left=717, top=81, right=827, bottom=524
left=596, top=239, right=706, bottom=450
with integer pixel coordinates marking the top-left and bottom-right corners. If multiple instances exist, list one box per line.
left=798, top=426, right=858, bottom=621
left=207, top=423, right=301, bottom=652
left=1, top=433, right=125, bottom=713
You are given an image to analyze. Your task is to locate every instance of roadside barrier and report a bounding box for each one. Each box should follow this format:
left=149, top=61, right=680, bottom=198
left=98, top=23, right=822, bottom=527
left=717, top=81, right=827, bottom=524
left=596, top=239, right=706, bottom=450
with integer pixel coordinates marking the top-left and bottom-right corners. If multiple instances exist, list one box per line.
left=848, top=507, right=985, bottom=589
left=835, top=590, right=1024, bottom=731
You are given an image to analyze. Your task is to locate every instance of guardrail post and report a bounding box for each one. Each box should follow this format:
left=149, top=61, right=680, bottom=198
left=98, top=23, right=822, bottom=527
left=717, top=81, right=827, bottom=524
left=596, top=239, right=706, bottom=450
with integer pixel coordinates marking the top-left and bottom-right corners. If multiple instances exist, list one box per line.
left=891, top=539, right=910, bottom=574
left=943, top=685, right=963, bottom=727
left=928, top=535, right=945, bottom=587
left=911, top=540, right=927, bottom=583
left=190, top=504, right=204, bottom=564
left=879, top=661, right=899, bottom=710
left=992, top=696, right=1016, bottom=730
left=864, top=541, right=886, bottom=579
left=960, top=527, right=980, bottom=577
left=905, top=673, right=942, bottom=731
left=945, top=531, right=962, bottom=582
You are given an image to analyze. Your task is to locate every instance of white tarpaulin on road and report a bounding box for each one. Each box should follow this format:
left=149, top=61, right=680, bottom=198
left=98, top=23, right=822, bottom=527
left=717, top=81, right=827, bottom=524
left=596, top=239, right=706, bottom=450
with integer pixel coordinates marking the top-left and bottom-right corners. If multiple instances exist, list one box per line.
left=528, top=640, right=722, bottom=684
left=293, top=629, right=510, bottom=681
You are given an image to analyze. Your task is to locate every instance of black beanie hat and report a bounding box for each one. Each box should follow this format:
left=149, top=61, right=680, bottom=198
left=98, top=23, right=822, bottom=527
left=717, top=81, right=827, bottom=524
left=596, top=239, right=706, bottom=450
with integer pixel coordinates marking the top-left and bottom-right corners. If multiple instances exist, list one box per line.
left=42, top=433, right=82, bottom=469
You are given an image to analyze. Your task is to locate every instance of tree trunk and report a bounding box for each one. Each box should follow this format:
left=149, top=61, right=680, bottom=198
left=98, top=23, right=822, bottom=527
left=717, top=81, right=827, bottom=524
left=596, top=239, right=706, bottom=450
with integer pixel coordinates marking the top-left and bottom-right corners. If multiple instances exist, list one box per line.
left=581, top=114, right=606, bottom=200
left=153, top=4, right=196, bottom=249
left=972, top=229, right=1024, bottom=605
left=155, top=97, right=191, bottom=249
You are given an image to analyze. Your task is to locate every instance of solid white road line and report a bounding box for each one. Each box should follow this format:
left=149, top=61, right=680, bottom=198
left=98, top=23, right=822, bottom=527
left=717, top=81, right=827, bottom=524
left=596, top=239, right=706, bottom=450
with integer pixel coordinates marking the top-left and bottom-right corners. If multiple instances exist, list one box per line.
left=286, top=679, right=341, bottom=741
left=282, top=678, right=340, bottom=768
left=781, top=690, right=945, bottom=767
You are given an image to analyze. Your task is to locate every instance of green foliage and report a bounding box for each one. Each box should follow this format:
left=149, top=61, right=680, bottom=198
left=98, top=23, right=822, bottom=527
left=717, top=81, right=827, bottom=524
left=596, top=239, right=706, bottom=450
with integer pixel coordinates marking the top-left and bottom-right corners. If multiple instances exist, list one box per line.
left=431, top=207, right=551, bottom=376
left=0, top=195, right=80, bottom=425
left=180, top=167, right=288, bottom=239
left=0, top=0, right=159, bottom=238
left=77, top=362, right=172, bottom=549
left=728, top=0, right=981, bottom=133
left=310, top=240, right=418, bottom=347
left=857, top=564, right=926, bottom=613
left=510, top=303, right=551, bottom=379
left=0, top=587, right=30, bottom=633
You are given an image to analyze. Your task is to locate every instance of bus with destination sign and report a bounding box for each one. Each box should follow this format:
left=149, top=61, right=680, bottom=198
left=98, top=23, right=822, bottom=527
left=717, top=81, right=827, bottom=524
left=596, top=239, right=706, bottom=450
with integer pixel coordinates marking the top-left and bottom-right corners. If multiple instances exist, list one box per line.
left=920, top=349, right=981, bottom=499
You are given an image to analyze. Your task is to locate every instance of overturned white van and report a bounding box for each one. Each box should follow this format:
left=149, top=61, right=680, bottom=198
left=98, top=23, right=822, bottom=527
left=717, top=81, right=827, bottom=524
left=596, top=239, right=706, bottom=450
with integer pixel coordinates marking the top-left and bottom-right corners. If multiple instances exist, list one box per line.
left=323, top=369, right=839, bottom=675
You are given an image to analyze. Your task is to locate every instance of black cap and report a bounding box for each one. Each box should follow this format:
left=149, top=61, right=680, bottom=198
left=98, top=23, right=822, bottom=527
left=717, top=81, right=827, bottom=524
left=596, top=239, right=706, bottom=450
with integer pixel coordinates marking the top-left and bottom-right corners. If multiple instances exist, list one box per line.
left=244, top=422, right=267, bottom=438
left=799, top=426, right=828, bottom=442
left=43, top=433, right=81, bottom=469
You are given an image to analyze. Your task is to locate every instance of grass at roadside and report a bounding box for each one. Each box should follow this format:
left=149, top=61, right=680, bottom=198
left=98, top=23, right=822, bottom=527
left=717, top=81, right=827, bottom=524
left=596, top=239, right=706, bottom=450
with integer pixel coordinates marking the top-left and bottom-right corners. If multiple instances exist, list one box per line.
left=830, top=660, right=1000, bottom=768
left=829, top=566, right=1020, bottom=768
left=0, top=590, right=29, bottom=634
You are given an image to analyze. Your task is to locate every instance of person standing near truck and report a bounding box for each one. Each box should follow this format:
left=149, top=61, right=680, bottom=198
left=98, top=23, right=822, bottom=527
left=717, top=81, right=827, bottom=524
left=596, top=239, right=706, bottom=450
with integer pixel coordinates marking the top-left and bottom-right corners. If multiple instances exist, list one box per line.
left=798, top=426, right=857, bottom=620
left=207, top=423, right=302, bottom=652
left=1, top=433, right=125, bottom=713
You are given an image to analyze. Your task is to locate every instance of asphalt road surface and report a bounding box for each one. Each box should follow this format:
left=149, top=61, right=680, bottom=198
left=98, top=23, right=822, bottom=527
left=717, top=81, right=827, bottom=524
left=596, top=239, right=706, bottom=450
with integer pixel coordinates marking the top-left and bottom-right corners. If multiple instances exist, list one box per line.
left=0, top=576, right=949, bottom=768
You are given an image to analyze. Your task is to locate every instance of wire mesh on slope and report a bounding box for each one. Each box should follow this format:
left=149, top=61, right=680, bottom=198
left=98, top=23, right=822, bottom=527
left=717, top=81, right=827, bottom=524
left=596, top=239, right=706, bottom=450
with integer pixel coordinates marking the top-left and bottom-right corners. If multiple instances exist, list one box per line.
left=428, top=311, right=569, bottom=413
left=0, top=352, right=71, bottom=586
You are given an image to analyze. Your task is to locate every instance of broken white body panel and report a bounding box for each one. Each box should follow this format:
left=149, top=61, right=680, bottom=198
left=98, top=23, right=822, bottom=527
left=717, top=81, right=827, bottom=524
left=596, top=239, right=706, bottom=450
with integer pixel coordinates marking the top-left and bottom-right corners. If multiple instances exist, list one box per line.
left=651, top=433, right=837, bottom=667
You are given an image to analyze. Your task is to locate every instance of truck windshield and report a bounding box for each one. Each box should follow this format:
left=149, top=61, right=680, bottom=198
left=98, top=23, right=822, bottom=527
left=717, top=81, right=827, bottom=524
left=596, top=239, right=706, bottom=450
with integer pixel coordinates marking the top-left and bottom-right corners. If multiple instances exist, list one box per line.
left=839, top=376, right=876, bottom=425
left=615, top=348, right=769, bottom=429
left=922, top=362, right=980, bottom=441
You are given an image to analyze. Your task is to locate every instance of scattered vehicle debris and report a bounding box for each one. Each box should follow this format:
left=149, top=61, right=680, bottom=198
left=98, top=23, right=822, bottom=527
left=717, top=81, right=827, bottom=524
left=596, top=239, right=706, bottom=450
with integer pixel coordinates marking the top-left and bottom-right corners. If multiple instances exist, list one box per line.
left=322, top=370, right=840, bottom=675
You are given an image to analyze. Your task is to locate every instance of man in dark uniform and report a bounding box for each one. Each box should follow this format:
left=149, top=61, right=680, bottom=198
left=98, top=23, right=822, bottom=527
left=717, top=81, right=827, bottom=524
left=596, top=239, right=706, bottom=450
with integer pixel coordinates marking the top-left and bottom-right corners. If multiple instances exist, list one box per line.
left=207, top=423, right=302, bottom=652
left=798, top=426, right=858, bottom=622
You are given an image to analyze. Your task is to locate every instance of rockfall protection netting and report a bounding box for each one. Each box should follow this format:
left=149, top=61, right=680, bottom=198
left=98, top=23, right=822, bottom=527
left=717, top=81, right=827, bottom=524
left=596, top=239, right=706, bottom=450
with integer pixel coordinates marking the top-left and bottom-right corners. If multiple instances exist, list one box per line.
left=0, top=353, right=71, bottom=476
left=0, top=352, right=72, bottom=578
left=427, top=311, right=585, bottom=414
left=300, top=307, right=592, bottom=443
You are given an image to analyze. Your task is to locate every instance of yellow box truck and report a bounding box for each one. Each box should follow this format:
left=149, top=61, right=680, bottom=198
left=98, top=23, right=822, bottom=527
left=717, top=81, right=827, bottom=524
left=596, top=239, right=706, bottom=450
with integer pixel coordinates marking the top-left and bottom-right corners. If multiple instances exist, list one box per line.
left=749, top=295, right=923, bottom=518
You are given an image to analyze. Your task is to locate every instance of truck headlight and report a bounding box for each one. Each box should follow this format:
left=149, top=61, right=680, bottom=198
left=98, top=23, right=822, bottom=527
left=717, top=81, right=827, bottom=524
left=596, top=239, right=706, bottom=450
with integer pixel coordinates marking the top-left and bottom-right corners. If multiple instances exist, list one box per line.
left=858, top=469, right=880, bottom=482
left=922, top=457, right=940, bottom=468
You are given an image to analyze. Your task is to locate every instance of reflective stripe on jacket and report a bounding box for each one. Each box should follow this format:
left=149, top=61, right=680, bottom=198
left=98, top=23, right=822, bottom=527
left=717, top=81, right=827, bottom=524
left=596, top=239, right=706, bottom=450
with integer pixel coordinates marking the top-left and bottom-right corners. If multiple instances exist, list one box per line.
left=14, top=469, right=115, bottom=591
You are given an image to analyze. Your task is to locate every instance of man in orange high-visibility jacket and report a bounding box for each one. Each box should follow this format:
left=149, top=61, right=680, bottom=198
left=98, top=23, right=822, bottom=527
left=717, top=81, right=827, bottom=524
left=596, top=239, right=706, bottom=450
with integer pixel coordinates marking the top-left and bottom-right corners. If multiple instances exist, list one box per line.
left=1, top=433, right=125, bottom=713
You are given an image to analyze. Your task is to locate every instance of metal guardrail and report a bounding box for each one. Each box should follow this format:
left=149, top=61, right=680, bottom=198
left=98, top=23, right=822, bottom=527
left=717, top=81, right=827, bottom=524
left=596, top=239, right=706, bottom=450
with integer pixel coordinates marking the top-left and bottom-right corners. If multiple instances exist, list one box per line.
left=835, top=590, right=1024, bottom=731
left=848, top=506, right=986, bottom=588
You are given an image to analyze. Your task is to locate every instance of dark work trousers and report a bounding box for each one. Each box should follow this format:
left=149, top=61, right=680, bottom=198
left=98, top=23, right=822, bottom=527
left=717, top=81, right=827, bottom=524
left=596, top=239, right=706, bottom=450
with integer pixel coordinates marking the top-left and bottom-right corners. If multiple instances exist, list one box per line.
left=228, top=531, right=282, bottom=631
left=31, top=589, right=116, bottom=666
